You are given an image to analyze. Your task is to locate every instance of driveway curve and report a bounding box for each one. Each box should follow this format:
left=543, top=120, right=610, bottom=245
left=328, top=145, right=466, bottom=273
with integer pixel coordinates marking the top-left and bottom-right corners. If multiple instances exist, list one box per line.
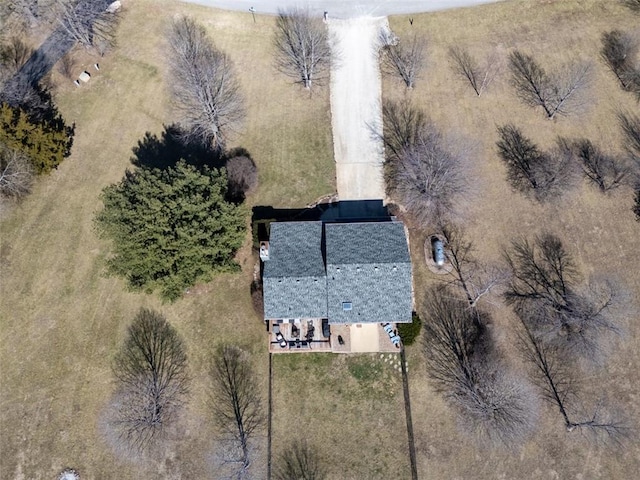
left=183, top=0, right=504, bottom=18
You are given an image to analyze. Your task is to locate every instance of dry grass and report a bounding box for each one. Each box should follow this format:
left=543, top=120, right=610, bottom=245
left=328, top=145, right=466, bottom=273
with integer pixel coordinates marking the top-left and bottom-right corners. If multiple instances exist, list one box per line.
left=387, top=1, right=640, bottom=478
left=271, top=353, right=411, bottom=480
left=0, top=0, right=333, bottom=478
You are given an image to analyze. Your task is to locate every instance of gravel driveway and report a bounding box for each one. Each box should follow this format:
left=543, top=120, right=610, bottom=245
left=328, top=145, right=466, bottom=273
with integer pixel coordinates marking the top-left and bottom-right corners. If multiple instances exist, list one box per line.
left=329, top=17, right=387, bottom=201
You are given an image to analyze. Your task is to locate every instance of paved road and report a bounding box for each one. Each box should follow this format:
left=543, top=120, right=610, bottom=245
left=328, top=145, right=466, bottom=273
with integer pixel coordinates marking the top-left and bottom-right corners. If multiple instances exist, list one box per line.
left=184, top=0, right=503, bottom=18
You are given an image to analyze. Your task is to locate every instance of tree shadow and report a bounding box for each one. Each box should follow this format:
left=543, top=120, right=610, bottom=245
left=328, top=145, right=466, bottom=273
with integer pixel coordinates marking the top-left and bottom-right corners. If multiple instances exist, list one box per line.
left=130, top=124, right=224, bottom=170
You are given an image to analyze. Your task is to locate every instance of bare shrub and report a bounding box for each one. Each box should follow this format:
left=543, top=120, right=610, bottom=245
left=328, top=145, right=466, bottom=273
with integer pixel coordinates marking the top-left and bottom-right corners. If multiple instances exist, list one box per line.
left=273, top=8, right=330, bottom=89
left=167, top=16, right=245, bottom=149
left=448, top=46, right=498, bottom=96
left=110, top=308, right=189, bottom=452
left=274, top=440, right=327, bottom=480
left=509, top=50, right=591, bottom=119
left=0, top=144, right=34, bottom=200
left=226, top=155, right=258, bottom=201
left=381, top=33, right=426, bottom=89
left=618, top=111, right=640, bottom=160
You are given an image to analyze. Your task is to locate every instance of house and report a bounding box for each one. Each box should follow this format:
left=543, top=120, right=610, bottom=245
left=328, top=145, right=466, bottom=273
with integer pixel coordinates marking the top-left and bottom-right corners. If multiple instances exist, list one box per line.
left=262, top=217, right=413, bottom=353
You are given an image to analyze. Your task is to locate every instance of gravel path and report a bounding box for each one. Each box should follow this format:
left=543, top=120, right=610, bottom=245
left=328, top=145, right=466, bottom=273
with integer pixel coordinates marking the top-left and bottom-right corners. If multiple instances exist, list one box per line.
left=329, top=16, right=387, bottom=201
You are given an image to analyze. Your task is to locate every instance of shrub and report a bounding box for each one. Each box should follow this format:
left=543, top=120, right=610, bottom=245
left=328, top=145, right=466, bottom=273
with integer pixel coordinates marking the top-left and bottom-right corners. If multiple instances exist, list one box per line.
left=398, top=312, right=422, bottom=346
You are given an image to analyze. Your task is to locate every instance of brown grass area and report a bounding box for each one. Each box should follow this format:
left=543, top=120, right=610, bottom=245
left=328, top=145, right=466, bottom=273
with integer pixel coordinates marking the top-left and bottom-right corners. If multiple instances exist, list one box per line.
left=271, top=353, right=411, bottom=479
left=388, top=1, right=640, bottom=479
left=0, top=0, right=333, bottom=478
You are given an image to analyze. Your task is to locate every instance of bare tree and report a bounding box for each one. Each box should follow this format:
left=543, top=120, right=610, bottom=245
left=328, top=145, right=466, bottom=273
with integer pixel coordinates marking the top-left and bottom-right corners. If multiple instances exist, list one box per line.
left=55, top=0, right=119, bottom=55
left=274, top=440, right=327, bottom=480
left=381, top=33, right=426, bottom=89
left=391, top=123, right=470, bottom=227
left=504, top=233, right=620, bottom=363
left=380, top=98, right=428, bottom=163
left=633, top=188, right=640, bottom=220
left=110, top=308, right=189, bottom=452
left=618, top=111, right=640, bottom=160
left=210, top=345, right=264, bottom=478
left=167, top=16, right=245, bottom=149
left=439, top=224, right=508, bottom=307
left=0, top=144, right=33, bottom=200
left=508, top=50, right=591, bottom=119
left=600, top=30, right=638, bottom=90
left=273, top=8, right=331, bottom=89
left=571, top=138, right=630, bottom=192
left=421, top=285, right=538, bottom=447
left=448, top=46, right=498, bottom=96
left=496, top=124, right=578, bottom=201
left=226, top=155, right=258, bottom=202
left=517, top=315, right=627, bottom=443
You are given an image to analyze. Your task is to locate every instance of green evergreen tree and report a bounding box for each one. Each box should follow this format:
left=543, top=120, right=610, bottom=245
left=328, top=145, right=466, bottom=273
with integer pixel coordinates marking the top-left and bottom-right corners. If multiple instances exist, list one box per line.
left=0, top=103, right=74, bottom=174
left=95, top=161, right=247, bottom=301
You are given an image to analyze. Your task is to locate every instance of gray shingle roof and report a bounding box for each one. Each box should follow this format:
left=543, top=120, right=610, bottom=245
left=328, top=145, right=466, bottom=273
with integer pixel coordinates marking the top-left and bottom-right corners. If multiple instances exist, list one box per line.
left=325, top=222, right=410, bottom=265
left=325, top=222, right=412, bottom=324
left=262, top=220, right=412, bottom=324
left=263, top=222, right=327, bottom=319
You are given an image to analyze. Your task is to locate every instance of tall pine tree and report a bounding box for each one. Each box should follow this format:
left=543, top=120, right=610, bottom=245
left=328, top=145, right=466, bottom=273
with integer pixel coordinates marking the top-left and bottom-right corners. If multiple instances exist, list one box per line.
left=95, top=161, right=247, bottom=301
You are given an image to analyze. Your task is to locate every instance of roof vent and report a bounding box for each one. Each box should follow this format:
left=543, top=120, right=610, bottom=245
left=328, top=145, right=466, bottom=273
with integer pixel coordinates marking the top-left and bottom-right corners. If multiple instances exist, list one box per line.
left=342, top=302, right=352, bottom=311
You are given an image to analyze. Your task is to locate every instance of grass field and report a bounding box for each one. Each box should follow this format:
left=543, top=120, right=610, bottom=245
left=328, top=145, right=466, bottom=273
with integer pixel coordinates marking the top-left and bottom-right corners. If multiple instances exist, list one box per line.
left=0, top=0, right=333, bottom=478
left=386, top=1, right=640, bottom=479
left=2, top=0, right=640, bottom=479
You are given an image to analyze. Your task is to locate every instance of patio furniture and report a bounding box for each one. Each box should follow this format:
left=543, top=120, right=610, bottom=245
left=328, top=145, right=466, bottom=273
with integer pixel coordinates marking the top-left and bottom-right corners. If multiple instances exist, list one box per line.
left=306, top=321, right=315, bottom=342
left=292, top=325, right=299, bottom=338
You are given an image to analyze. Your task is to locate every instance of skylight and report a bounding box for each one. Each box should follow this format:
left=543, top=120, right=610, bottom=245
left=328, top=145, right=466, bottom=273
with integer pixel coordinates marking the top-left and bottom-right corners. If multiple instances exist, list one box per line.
left=342, top=302, right=352, bottom=311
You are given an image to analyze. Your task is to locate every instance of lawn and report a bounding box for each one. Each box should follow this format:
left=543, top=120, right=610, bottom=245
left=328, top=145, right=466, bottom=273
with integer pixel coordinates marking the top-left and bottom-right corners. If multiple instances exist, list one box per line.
left=385, top=1, right=640, bottom=478
left=271, top=353, right=411, bottom=480
left=0, top=0, right=333, bottom=478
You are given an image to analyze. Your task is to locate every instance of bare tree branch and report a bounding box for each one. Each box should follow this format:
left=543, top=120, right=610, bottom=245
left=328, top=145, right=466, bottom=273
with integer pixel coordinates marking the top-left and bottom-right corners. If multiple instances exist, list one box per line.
left=273, top=8, right=331, bottom=89
left=54, top=0, right=119, bottom=55
left=380, top=98, right=428, bottom=163
left=600, top=30, right=639, bottom=90
left=504, top=233, right=621, bottom=364
left=381, top=32, right=426, bottom=89
left=0, top=144, right=33, bottom=200
left=210, top=345, right=264, bottom=478
left=517, top=314, right=628, bottom=444
left=509, top=50, right=591, bottom=119
left=448, top=46, right=498, bottom=96
left=110, top=308, right=189, bottom=452
left=571, top=138, right=630, bottom=192
left=389, top=118, right=471, bottom=226
left=496, top=125, right=578, bottom=201
left=440, top=223, right=508, bottom=307
left=167, top=16, right=245, bottom=149
left=421, top=285, right=538, bottom=447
